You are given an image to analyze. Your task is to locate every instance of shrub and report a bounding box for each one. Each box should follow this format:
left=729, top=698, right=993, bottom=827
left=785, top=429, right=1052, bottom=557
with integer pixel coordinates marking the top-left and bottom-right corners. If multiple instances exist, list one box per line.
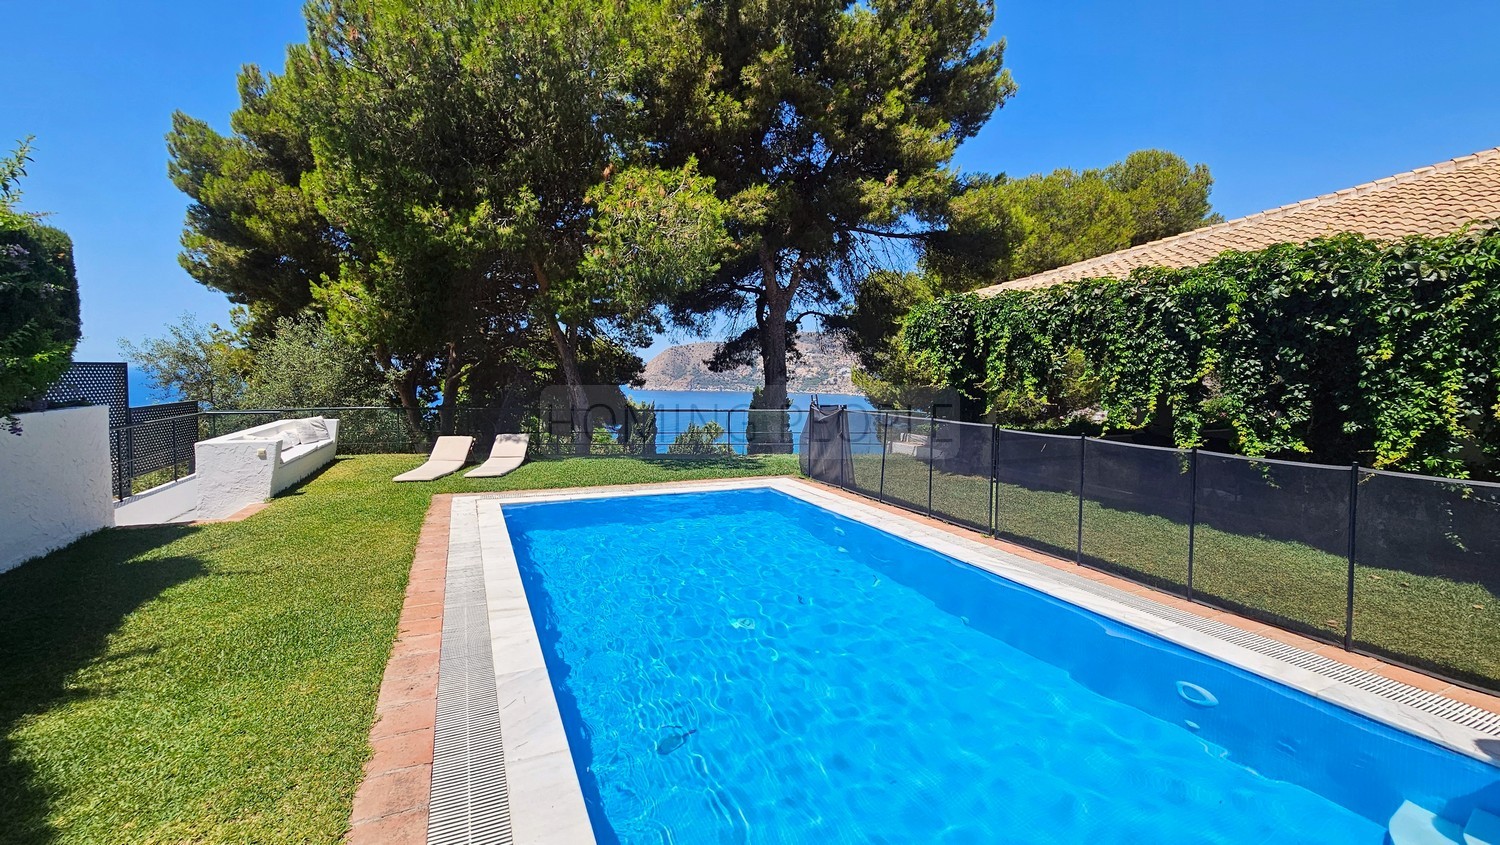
left=668, top=421, right=730, bottom=455
left=0, top=217, right=80, bottom=420
left=616, top=400, right=658, bottom=455
left=242, top=315, right=384, bottom=408
left=745, top=387, right=791, bottom=454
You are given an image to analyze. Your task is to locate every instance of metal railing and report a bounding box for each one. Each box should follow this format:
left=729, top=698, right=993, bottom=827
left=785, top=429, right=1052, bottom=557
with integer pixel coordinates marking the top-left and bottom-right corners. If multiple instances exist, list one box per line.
left=110, top=403, right=841, bottom=497
left=806, top=407, right=1500, bottom=694
left=111, top=412, right=200, bottom=499
left=529, top=407, right=812, bottom=456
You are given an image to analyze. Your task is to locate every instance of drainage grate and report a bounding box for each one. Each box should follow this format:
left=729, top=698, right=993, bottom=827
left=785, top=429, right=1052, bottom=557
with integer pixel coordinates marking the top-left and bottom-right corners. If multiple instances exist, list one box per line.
left=429, top=502, right=514, bottom=845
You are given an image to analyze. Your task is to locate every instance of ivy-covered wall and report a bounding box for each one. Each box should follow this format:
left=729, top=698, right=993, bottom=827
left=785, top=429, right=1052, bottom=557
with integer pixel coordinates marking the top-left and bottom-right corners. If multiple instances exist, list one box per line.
left=903, top=227, right=1500, bottom=477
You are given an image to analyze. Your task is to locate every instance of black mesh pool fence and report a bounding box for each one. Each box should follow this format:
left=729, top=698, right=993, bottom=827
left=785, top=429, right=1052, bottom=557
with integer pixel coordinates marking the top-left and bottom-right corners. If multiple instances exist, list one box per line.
left=797, top=419, right=1500, bottom=691
left=528, top=406, right=808, bottom=457
left=1192, top=453, right=1354, bottom=644
left=878, top=412, right=934, bottom=515
left=995, top=430, right=1083, bottom=560
left=928, top=418, right=994, bottom=532
left=1080, top=439, right=1193, bottom=595
left=799, top=403, right=854, bottom=486
left=845, top=410, right=887, bottom=501
left=1353, top=469, right=1500, bottom=688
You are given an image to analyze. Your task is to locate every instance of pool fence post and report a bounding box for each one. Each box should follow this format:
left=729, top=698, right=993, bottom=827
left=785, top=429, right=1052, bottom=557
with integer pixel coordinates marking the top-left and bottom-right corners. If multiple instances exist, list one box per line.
left=877, top=411, right=888, bottom=503
left=926, top=406, right=935, bottom=517
left=113, top=428, right=124, bottom=500
left=125, top=424, right=135, bottom=498
left=1344, top=463, right=1359, bottom=651
left=625, top=402, right=636, bottom=454
left=1075, top=436, right=1086, bottom=565
left=1186, top=447, right=1198, bottom=600
left=989, top=424, right=998, bottom=537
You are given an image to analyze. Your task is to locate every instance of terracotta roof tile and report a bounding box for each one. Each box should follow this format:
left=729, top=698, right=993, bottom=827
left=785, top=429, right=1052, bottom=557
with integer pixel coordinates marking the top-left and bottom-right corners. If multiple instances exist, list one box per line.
left=978, top=147, right=1500, bottom=294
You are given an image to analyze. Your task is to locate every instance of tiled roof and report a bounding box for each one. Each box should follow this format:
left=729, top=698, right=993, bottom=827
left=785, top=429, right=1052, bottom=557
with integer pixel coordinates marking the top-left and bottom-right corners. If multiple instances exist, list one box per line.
left=977, top=147, right=1500, bottom=294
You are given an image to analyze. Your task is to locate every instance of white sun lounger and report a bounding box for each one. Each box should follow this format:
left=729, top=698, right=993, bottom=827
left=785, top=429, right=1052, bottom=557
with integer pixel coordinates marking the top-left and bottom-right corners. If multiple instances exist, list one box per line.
left=464, top=433, right=530, bottom=478
left=392, top=436, right=474, bottom=482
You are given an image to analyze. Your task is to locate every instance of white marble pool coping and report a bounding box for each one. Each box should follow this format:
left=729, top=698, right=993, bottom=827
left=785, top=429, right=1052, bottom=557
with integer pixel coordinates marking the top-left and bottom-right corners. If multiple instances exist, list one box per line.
left=455, top=476, right=1500, bottom=844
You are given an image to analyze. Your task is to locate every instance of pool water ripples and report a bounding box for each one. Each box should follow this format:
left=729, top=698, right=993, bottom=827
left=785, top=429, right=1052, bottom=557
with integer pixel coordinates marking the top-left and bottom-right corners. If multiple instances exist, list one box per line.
left=504, top=489, right=1497, bottom=844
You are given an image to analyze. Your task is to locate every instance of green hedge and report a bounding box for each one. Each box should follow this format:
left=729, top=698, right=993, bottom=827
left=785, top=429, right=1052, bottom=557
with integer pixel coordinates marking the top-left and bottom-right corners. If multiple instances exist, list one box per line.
left=903, top=227, right=1500, bottom=476
left=1, top=217, right=80, bottom=415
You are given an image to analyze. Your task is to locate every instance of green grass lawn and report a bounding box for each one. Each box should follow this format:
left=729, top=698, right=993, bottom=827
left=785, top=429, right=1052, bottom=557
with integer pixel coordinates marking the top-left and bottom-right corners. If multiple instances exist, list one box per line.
left=0, top=453, right=798, bottom=845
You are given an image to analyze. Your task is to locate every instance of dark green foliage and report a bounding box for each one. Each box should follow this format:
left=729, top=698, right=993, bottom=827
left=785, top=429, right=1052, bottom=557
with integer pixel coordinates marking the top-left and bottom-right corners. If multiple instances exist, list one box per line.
left=668, top=420, right=731, bottom=454
left=645, top=0, right=1014, bottom=412
left=843, top=151, right=1218, bottom=408
left=924, top=149, right=1221, bottom=287
left=904, top=227, right=1500, bottom=475
left=0, top=223, right=80, bottom=416
left=0, top=142, right=81, bottom=418
left=289, top=0, right=729, bottom=437
left=167, top=68, right=338, bottom=333
left=1106, top=149, right=1223, bottom=246
left=242, top=315, right=387, bottom=408
left=170, top=2, right=729, bottom=435
left=745, top=386, right=791, bottom=454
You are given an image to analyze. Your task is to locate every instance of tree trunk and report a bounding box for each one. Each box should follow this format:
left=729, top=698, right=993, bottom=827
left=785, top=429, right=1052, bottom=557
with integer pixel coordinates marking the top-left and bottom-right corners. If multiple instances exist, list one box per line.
left=533, top=258, right=591, bottom=455
left=547, top=321, right=591, bottom=455
left=438, top=342, right=461, bottom=436
left=759, top=305, right=790, bottom=413
left=395, top=366, right=426, bottom=449
left=752, top=246, right=795, bottom=454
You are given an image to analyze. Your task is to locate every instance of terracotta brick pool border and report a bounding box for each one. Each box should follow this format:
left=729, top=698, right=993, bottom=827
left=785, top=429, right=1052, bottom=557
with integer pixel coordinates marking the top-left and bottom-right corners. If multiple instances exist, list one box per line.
left=346, top=493, right=454, bottom=844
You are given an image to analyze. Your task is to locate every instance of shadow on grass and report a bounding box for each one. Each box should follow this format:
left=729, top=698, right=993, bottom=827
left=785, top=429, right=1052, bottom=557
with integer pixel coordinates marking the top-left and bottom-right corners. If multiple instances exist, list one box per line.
left=0, top=526, right=204, bottom=845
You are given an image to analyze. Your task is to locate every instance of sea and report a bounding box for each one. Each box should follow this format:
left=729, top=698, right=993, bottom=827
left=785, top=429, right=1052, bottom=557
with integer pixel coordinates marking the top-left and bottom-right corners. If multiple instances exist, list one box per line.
left=621, top=388, right=873, bottom=412
left=127, top=368, right=178, bottom=405
left=616, top=389, right=875, bottom=453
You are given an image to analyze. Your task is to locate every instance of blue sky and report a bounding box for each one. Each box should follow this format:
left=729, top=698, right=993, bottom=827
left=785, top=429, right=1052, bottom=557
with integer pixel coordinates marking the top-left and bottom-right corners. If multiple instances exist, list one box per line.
left=4, top=0, right=1499, bottom=363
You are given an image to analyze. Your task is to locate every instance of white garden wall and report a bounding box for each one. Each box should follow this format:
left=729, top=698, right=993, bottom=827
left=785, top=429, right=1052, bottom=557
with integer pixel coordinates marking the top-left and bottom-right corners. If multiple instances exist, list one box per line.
left=195, top=417, right=339, bottom=519
left=0, top=404, right=114, bottom=573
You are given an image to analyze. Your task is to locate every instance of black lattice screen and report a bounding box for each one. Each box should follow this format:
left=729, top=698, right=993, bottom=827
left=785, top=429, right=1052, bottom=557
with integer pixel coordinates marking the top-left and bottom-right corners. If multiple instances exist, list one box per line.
left=44, top=362, right=129, bottom=429
left=121, top=401, right=199, bottom=481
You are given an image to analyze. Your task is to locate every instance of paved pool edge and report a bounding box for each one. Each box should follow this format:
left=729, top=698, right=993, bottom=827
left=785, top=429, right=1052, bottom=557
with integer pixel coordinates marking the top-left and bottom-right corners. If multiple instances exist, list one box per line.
left=435, top=476, right=1500, bottom=844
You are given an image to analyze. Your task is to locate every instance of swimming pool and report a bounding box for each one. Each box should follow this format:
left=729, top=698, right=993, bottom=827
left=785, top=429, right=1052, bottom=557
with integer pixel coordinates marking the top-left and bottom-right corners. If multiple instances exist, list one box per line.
left=500, top=486, right=1500, bottom=844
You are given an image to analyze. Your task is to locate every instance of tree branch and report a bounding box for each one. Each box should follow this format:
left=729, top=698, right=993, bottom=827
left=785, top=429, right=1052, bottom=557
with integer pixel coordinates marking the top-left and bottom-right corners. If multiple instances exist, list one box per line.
left=851, top=226, right=936, bottom=241
left=790, top=310, right=832, bottom=324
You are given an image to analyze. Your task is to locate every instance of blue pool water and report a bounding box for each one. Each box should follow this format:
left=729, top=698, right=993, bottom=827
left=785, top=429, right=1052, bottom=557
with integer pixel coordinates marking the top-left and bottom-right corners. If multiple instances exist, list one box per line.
left=503, top=489, right=1500, bottom=844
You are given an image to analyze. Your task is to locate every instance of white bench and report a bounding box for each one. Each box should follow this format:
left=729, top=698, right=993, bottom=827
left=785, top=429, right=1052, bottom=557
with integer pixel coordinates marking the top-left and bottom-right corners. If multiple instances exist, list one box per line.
left=195, top=417, right=340, bottom=518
